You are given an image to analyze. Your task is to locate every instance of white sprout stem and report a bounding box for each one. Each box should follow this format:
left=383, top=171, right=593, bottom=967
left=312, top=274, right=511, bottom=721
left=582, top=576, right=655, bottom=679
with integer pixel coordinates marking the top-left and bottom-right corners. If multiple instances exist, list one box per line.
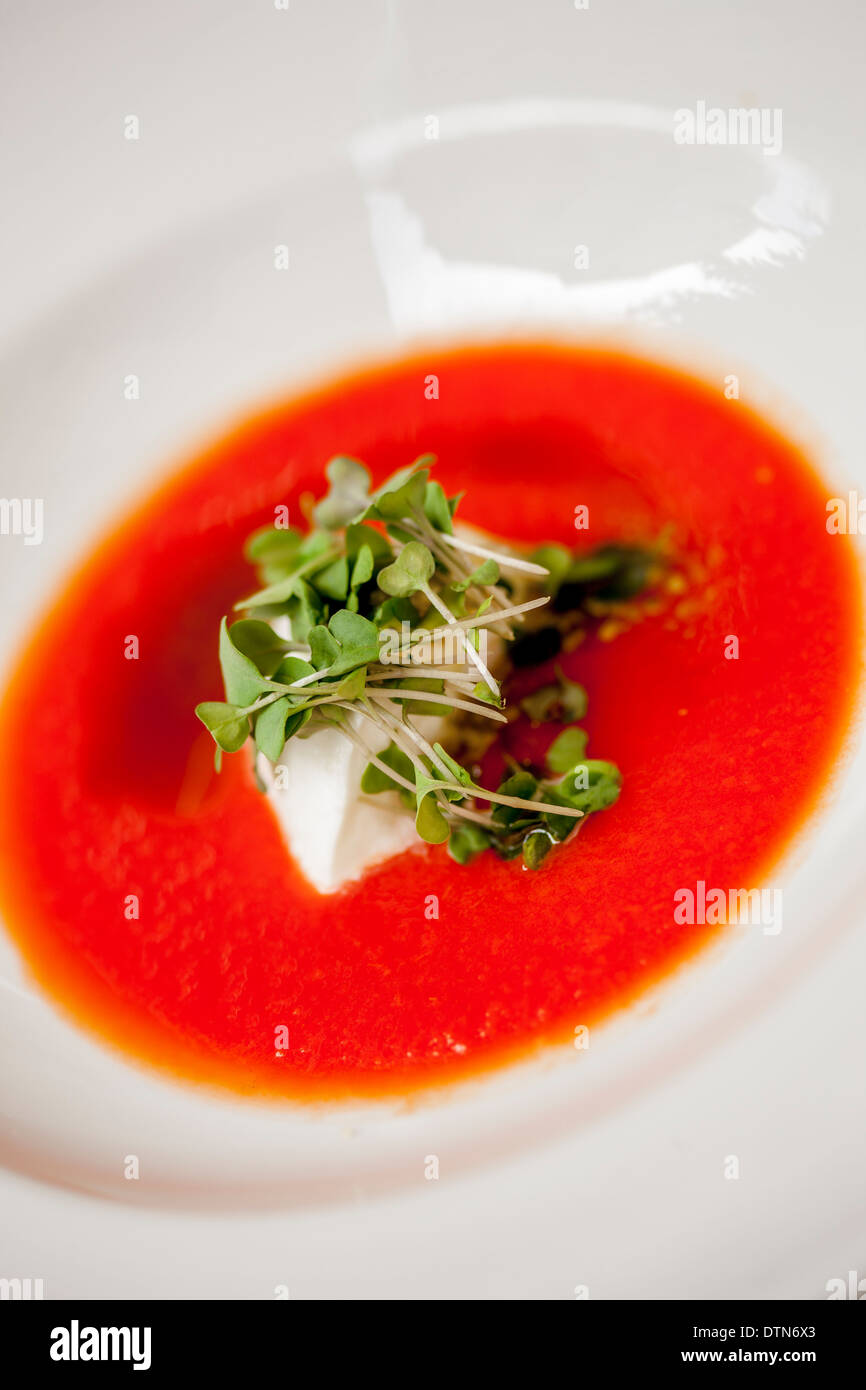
left=375, top=675, right=481, bottom=702
left=277, top=592, right=547, bottom=704
left=364, top=691, right=488, bottom=809
left=432, top=594, right=550, bottom=635
left=398, top=713, right=453, bottom=779
left=403, top=515, right=466, bottom=580
left=348, top=729, right=488, bottom=828
left=419, top=582, right=500, bottom=694
left=242, top=691, right=285, bottom=715
left=242, top=682, right=338, bottom=715
left=335, top=718, right=419, bottom=795
left=360, top=705, right=521, bottom=829
left=370, top=678, right=479, bottom=700
left=340, top=706, right=581, bottom=821
left=401, top=516, right=517, bottom=627
left=414, top=514, right=508, bottom=606
left=289, top=665, right=332, bottom=689
left=443, top=801, right=495, bottom=828
left=440, top=678, right=482, bottom=696
left=276, top=640, right=312, bottom=656
left=367, top=688, right=507, bottom=722
left=363, top=701, right=482, bottom=816
left=338, top=706, right=453, bottom=817
left=335, top=704, right=580, bottom=825
left=363, top=700, right=454, bottom=784
left=366, top=664, right=476, bottom=685
left=439, top=530, right=550, bottom=576
left=433, top=781, right=584, bottom=820
left=242, top=683, right=339, bottom=715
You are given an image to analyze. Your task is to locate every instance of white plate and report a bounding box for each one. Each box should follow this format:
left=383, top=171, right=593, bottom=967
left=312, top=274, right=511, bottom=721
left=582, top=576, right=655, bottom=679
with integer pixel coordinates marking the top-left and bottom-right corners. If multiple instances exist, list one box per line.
left=1, top=2, right=864, bottom=1299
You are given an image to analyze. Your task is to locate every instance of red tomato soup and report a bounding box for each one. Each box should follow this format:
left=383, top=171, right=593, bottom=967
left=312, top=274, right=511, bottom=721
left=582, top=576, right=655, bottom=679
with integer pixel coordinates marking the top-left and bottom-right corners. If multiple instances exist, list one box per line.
left=0, top=345, right=860, bottom=1100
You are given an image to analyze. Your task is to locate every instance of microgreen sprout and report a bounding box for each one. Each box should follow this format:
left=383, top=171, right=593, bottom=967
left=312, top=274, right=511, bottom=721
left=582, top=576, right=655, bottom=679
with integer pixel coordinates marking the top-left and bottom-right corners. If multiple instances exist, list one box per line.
left=196, top=455, right=641, bottom=867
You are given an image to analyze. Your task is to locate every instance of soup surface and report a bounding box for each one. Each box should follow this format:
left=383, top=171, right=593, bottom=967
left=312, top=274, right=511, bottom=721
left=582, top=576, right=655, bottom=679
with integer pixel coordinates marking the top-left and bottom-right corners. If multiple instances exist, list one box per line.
left=0, top=344, right=860, bottom=1099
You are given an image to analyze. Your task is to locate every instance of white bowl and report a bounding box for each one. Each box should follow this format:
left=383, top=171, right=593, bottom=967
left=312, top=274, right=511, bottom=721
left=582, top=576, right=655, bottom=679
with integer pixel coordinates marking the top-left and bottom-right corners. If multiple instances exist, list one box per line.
left=1, top=82, right=864, bottom=1297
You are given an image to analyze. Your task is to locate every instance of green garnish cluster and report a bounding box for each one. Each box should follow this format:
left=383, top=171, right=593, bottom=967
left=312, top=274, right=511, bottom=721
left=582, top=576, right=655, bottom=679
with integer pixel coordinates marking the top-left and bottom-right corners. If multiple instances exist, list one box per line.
left=195, top=455, right=623, bottom=869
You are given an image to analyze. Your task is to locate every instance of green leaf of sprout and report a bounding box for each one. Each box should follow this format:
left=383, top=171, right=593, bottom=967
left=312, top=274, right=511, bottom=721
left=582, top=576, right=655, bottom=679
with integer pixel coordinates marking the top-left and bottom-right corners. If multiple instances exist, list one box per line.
left=491, top=837, right=526, bottom=862
left=546, top=727, right=589, bottom=774
left=557, top=671, right=589, bottom=721
left=238, top=533, right=336, bottom=609
left=452, top=557, right=499, bottom=592
left=390, top=676, right=444, bottom=716
left=530, top=543, right=572, bottom=591
left=541, top=793, right=584, bottom=842
left=432, top=742, right=474, bottom=788
left=520, top=669, right=588, bottom=723
left=371, top=468, right=429, bottom=522
left=312, top=456, right=372, bottom=529
left=373, top=596, right=418, bottom=628
left=284, top=708, right=313, bottom=741
left=559, top=759, right=622, bottom=813
left=377, top=541, right=435, bottom=597
left=254, top=696, right=294, bottom=762
left=423, top=480, right=454, bottom=534
left=244, top=525, right=304, bottom=565
left=224, top=618, right=291, bottom=677
left=255, top=697, right=315, bottom=762
left=413, top=767, right=440, bottom=803
left=327, top=609, right=380, bottom=672
left=544, top=543, right=658, bottom=602
left=447, top=821, right=490, bottom=864
left=360, top=742, right=415, bottom=795
left=349, top=543, right=374, bottom=591
left=362, top=456, right=434, bottom=523
left=415, top=792, right=450, bottom=844
left=492, top=770, right=539, bottom=827
left=315, top=705, right=347, bottom=726
left=219, top=617, right=280, bottom=705
left=285, top=580, right=323, bottom=642
left=272, top=654, right=316, bottom=684
left=472, top=680, right=501, bottom=706
left=334, top=666, right=366, bottom=702
left=195, top=701, right=249, bottom=753
left=539, top=761, right=620, bottom=839
left=296, top=530, right=334, bottom=562
left=314, top=555, right=350, bottom=601
left=346, top=522, right=391, bottom=564
left=309, top=624, right=340, bottom=670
